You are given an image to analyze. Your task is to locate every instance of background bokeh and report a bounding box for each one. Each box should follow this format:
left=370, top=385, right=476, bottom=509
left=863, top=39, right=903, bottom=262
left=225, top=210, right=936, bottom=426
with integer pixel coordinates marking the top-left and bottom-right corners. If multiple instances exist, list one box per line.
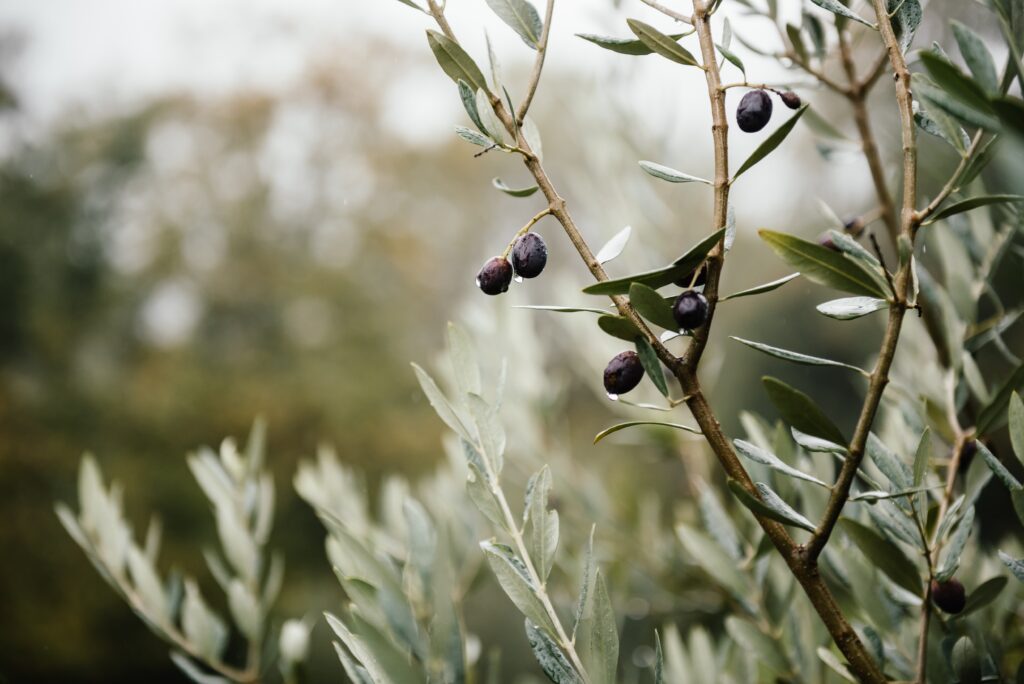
left=0, top=1, right=1020, bottom=682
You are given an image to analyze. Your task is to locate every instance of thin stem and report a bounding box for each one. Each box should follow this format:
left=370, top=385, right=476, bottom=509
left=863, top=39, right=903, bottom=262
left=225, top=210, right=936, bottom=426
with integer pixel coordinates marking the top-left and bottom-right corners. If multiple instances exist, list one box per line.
left=516, top=0, right=555, bottom=123
left=838, top=27, right=899, bottom=248
left=502, top=208, right=552, bottom=258
left=915, top=132, right=985, bottom=224
left=783, top=51, right=851, bottom=94
left=638, top=0, right=693, bottom=25
left=425, top=0, right=455, bottom=40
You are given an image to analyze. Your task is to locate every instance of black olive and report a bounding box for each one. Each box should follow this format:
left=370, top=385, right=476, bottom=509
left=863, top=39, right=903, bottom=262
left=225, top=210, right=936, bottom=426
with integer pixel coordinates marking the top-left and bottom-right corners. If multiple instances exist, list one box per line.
left=931, top=579, right=967, bottom=614
left=672, top=291, right=709, bottom=330
left=603, top=351, right=645, bottom=396
left=476, top=257, right=513, bottom=295
left=511, top=232, right=547, bottom=279
left=736, top=90, right=773, bottom=133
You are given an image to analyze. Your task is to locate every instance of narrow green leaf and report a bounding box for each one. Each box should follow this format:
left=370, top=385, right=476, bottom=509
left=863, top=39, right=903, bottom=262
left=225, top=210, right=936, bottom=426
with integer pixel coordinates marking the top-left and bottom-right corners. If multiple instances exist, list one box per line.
left=727, top=479, right=817, bottom=532
left=576, top=30, right=692, bottom=56
left=485, top=0, right=543, bottom=49
left=760, top=230, right=887, bottom=297
left=427, top=30, right=488, bottom=92
left=952, top=636, right=981, bottom=684
left=889, top=0, right=922, bottom=53
left=919, top=52, right=999, bottom=124
left=999, top=551, right=1024, bottom=582
left=412, top=363, right=476, bottom=444
left=455, top=126, right=494, bottom=148
left=977, top=441, right=1022, bottom=490
left=525, top=620, right=583, bottom=684
left=654, top=631, right=664, bottom=684
left=816, top=296, right=889, bottom=320
left=638, top=160, right=711, bottom=185
left=458, top=80, right=485, bottom=132
left=481, top=541, right=554, bottom=633
left=597, top=315, right=642, bottom=342
left=514, top=305, right=609, bottom=315
left=627, top=19, right=701, bottom=66
left=914, top=98, right=969, bottom=152
left=635, top=337, right=669, bottom=397
left=720, top=272, right=799, bottom=300
left=731, top=336, right=866, bottom=374
left=595, top=226, right=632, bottom=265
left=716, top=42, right=745, bottom=76
left=589, top=570, right=618, bottom=684
left=763, top=376, right=846, bottom=444
left=734, top=105, right=808, bottom=179
left=630, top=282, right=678, bottom=331
left=467, top=464, right=507, bottom=531
left=594, top=421, right=699, bottom=443
left=957, top=576, right=1008, bottom=618
left=849, top=486, right=939, bottom=502
left=572, top=525, right=595, bottom=641
left=839, top=519, right=921, bottom=593
left=866, top=433, right=913, bottom=490
left=1010, top=392, right=1024, bottom=466
left=582, top=228, right=725, bottom=295
left=925, top=194, right=1023, bottom=224
left=492, top=177, right=539, bottom=197
left=791, top=428, right=846, bottom=454
left=786, top=23, right=808, bottom=63
left=914, top=73, right=1000, bottom=131
left=733, top=438, right=829, bottom=487
left=951, top=21, right=999, bottom=93
left=977, top=365, right=1024, bottom=435
left=807, top=1, right=876, bottom=30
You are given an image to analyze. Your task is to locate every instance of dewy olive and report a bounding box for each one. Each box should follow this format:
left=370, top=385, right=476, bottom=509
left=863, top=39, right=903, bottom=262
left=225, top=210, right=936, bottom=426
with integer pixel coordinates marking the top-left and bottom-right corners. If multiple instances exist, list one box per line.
left=603, top=351, right=645, bottom=396
left=672, top=291, right=709, bottom=330
left=736, top=89, right=773, bottom=133
left=476, top=256, right=513, bottom=295
left=511, top=232, right=547, bottom=278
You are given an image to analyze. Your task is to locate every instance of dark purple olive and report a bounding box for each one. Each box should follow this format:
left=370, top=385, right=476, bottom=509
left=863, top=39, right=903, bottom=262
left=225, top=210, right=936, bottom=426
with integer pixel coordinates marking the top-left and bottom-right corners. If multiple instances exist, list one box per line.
left=476, top=256, right=513, bottom=295
left=511, top=232, right=547, bottom=279
left=673, top=262, right=708, bottom=288
left=931, top=579, right=966, bottom=614
left=736, top=90, right=773, bottom=133
left=672, top=291, right=709, bottom=330
left=603, top=351, right=645, bottom=396
left=780, top=91, right=802, bottom=110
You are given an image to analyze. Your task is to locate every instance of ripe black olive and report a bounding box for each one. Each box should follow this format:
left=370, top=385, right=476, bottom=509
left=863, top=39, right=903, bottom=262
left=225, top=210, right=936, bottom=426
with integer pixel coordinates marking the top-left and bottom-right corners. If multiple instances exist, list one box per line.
left=672, top=291, right=709, bottom=330
left=476, top=256, right=513, bottom=295
left=511, top=232, right=548, bottom=279
left=931, top=579, right=967, bottom=614
left=736, top=90, right=773, bottom=133
left=603, top=351, right=645, bottom=396
left=780, top=91, right=802, bottom=110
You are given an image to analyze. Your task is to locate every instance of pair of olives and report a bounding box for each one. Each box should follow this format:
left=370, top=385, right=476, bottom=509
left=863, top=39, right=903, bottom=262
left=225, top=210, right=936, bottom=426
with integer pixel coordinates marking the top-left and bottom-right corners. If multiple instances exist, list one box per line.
left=476, top=232, right=548, bottom=295
left=603, top=264, right=710, bottom=396
left=736, top=89, right=801, bottom=133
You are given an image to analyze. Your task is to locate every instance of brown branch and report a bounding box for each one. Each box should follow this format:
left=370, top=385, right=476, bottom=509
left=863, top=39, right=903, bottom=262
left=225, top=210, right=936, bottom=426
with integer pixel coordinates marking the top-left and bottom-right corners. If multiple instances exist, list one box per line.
left=516, top=0, right=555, bottom=123
left=838, top=28, right=900, bottom=248
left=915, top=131, right=985, bottom=225
left=806, top=0, right=920, bottom=563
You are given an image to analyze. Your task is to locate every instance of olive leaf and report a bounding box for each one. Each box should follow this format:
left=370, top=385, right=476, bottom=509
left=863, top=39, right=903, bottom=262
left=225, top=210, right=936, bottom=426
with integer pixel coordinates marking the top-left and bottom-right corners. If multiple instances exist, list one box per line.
left=635, top=337, right=669, bottom=397
left=951, top=20, right=999, bottom=94
left=762, top=376, right=846, bottom=444
left=638, top=160, right=711, bottom=185
left=484, top=0, right=543, bottom=49
left=816, top=296, right=889, bottom=320
left=593, top=421, right=700, bottom=444
left=759, top=230, right=888, bottom=297
left=720, top=273, right=799, bottom=300
left=595, top=226, right=632, bottom=265
left=731, top=336, right=867, bottom=375
left=839, top=519, right=921, bottom=593
left=492, top=177, right=539, bottom=197
left=576, top=30, right=692, bottom=56
left=925, top=194, right=1023, bottom=225
left=626, top=19, right=701, bottom=66
left=629, top=282, right=678, bottom=331
left=480, top=541, right=556, bottom=634
left=597, top=315, right=642, bottom=342
left=727, top=479, right=817, bottom=532
left=733, top=438, right=829, bottom=487
left=808, top=0, right=876, bottom=29
left=583, top=228, right=725, bottom=295
left=427, top=30, right=488, bottom=93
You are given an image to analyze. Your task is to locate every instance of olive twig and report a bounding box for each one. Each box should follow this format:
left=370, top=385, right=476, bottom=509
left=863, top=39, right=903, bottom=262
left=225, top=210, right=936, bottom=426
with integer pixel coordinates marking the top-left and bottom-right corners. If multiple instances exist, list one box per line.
left=501, top=208, right=552, bottom=259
